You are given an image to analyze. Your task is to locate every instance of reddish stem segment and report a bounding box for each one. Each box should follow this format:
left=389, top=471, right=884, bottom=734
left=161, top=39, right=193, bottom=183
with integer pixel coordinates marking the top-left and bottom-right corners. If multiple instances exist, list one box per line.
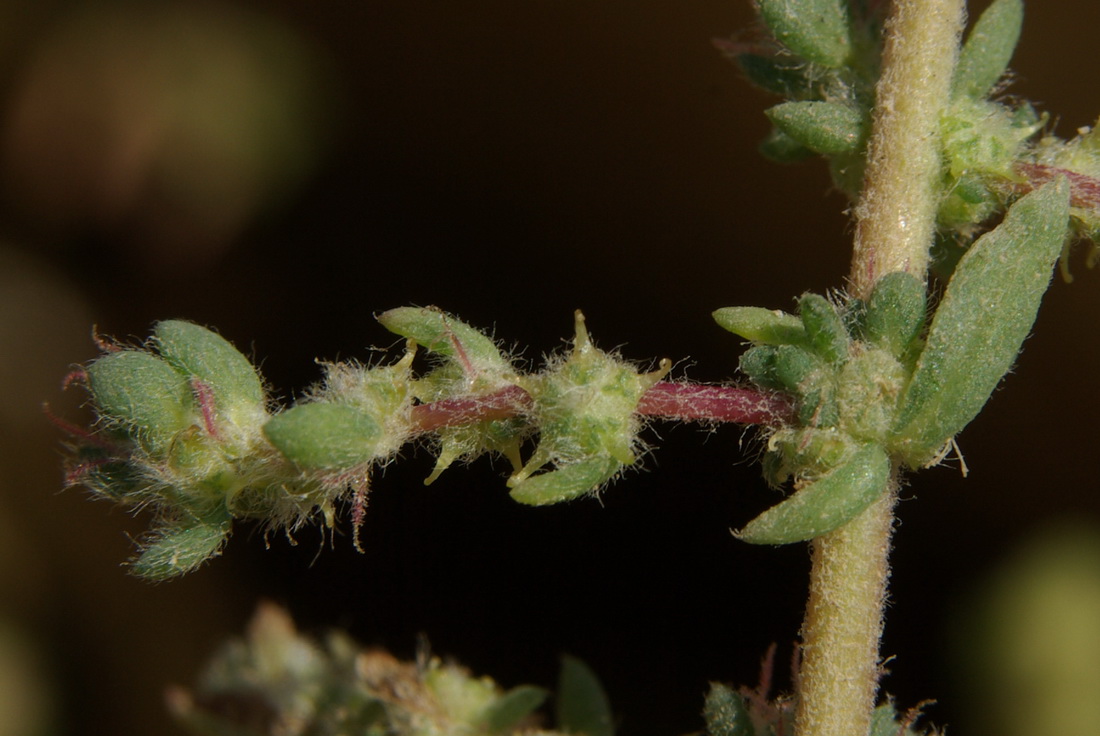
left=409, top=385, right=532, bottom=432
left=637, top=382, right=794, bottom=424
left=409, top=382, right=793, bottom=434
left=1014, top=163, right=1100, bottom=211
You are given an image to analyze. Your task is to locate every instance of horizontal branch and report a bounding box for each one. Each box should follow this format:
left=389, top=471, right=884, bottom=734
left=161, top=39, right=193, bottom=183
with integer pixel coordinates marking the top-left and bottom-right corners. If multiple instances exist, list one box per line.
left=409, top=382, right=794, bottom=434
left=1013, top=162, right=1100, bottom=212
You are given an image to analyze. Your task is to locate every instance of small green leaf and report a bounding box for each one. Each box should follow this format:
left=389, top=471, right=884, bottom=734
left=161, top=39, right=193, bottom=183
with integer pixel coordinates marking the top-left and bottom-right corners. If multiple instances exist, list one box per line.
left=735, top=443, right=890, bottom=545
left=739, top=345, right=784, bottom=391
left=713, top=306, right=806, bottom=345
left=86, top=350, right=193, bottom=453
left=736, top=53, right=811, bottom=97
left=772, top=344, right=823, bottom=392
left=757, top=0, right=851, bottom=68
left=799, top=293, right=849, bottom=364
left=264, top=403, right=384, bottom=470
left=153, top=320, right=265, bottom=416
left=952, top=0, right=1024, bottom=99
left=892, top=179, right=1070, bottom=467
left=703, top=683, right=754, bottom=736
left=759, top=127, right=816, bottom=163
left=863, top=272, right=927, bottom=359
left=131, top=516, right=231, bottom=580
left=557, top=655, right=614, bottom=736
left=479, top=685, right=549, bottom=734
left=766, top=101, right=866, bottom=155
left=377, top=307, right=511, bottom=375
left=509, top=457, right=621, bottom=506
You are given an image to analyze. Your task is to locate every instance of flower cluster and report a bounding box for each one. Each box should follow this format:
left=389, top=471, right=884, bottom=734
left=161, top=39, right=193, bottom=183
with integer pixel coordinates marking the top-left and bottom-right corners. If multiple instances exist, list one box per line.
left=716, top=180, right=1071, bottom=544
left=64, top=308, right=751, bottom=579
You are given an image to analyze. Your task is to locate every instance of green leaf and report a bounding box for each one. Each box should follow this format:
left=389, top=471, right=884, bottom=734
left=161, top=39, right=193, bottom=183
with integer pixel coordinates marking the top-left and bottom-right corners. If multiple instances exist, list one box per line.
left=713, top=306, right=806, bottom=345
left=509, top=457, right=621, bottom=506
left=739, top=345, right=785, bottom=391
left=772, top=345, right=824, bottom=393
left=86, top=350, right=194, bottom=453
left=131, top=516, right=231, bottom=580
left=377, top=307, right=511, bottom=375
left=863, top=272, right=927, bottom=359
left=766, top=101, right=866, bottom=155
left=799, top=293, right=849, bottom=364
left=702, top=683, right=754, bottom=736
left=479, top=685, right=549, bottom=734
left=153, top=320, right=265, bottom=415
left=735, top=443, right=890, bottom=545
left=892, top=178, right=1070, bottom=467
left=759, top=127, right=816, bottom=163
left=952, top=0, right=1024, bottom=99
left=556, top=655, right=614, bottom=736
left=757, top=0, right=851, bottom=68
left=263, top=403, right=384, bottom=470
left=736, top=53, right=811, bottom=97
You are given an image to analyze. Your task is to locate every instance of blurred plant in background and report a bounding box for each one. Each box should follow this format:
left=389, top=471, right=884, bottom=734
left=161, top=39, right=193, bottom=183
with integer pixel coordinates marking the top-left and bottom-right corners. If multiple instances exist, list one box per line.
left=953, top=521, right=1100, bottom=736
left=2, top=1, right=334, bottom=264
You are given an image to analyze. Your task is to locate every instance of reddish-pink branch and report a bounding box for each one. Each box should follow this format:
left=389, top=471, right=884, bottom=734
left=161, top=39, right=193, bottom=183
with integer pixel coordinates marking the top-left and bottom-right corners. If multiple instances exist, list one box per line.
left=409, top=382, right=794, bottom=434
left=409, top=385, right=532, bottom=432
left=1013, top=162, right=1100, bottom=212
left=637, top=382, right=794, bottom=424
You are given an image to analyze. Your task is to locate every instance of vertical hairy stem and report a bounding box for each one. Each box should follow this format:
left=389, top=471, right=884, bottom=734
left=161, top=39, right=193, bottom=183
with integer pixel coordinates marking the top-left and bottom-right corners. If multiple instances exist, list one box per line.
left=797, top=2, right=964, bottom=735
left=849, top=0, right=966, bottom=300
left=795, top=479, right=898, bottom=736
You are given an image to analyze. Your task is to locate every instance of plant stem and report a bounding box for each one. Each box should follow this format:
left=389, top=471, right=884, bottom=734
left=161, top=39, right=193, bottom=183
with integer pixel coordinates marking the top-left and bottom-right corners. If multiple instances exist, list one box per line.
left=407, top=382, right=794, bottom=433
left=794, top=478, right=898, bottom=736
left=849, top=0, right=965, bottom=300
left=796, top=1, right=964, bottom=735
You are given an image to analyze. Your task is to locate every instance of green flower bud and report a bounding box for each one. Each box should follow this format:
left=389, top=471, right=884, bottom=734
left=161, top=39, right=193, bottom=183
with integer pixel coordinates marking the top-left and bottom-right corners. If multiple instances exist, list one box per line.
left=757, top=0, right=852, bottom=68
left=86, top=350, right=194, bottom=454
left=508, top=312, right=668, bottom=503
left=130, top=514, right=231, bottom=580
left=377, top=307, right=512, bottom=376
left=153, top=320, right=265, bottom=425
left=765, top=101, right=866, bottom=156
left=735, top=443, right=890, bottom=545
left=837, top=348, right=907, bottom=442
left=264, top=403, right=384, bottom=470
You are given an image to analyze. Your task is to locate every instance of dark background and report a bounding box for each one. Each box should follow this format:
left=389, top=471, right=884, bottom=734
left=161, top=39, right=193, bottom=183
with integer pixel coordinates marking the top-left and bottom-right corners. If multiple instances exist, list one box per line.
left=2, top=1, right=1099, bottom=734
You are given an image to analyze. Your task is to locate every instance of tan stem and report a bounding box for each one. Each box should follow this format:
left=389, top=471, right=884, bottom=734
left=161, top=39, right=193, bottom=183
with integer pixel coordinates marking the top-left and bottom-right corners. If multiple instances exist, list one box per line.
left=797, top=3, right=966, bottom=730
left=794, top=478, right=898, bottom=736
left=849, top=0, right=966, bottom=299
